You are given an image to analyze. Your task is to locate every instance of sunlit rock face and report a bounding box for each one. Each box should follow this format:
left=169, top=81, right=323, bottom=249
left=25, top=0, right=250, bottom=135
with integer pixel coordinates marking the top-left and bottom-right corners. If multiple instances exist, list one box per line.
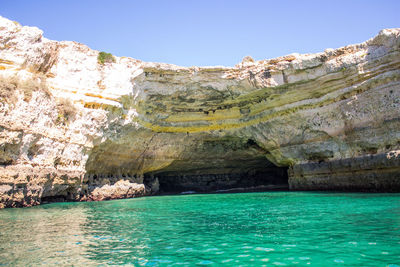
left=0, top=16, right=399, bottom=208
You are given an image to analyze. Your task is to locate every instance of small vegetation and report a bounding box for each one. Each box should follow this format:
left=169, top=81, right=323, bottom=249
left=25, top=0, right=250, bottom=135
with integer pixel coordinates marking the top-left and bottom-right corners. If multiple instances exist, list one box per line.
left=0, top=75, right=77, bottom=125
left=0, top=75, right=51, bottom=104
left=0, top=76, right=18, bottom=104
left=56, top=98, right=77, bottom=125
left=241, top=56, right=255, bottom=64
left=119, top=94, right=134, bottom=110
left=97, top=51, right=116, bottom=65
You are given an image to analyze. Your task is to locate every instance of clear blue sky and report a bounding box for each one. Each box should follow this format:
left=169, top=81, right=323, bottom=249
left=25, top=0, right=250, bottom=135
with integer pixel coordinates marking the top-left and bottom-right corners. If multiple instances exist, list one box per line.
left=1, top=0, right=399, bottom=66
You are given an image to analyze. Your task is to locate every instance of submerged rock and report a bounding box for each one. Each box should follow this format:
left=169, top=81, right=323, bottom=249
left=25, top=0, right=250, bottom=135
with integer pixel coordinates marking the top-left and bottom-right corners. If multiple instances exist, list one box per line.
left=0, top=16, right=399, bottom=207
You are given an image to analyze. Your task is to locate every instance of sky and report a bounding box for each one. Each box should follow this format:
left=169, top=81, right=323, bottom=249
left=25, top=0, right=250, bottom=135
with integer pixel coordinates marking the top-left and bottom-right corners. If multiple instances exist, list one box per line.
left=0, top=0, right=399, bottom=67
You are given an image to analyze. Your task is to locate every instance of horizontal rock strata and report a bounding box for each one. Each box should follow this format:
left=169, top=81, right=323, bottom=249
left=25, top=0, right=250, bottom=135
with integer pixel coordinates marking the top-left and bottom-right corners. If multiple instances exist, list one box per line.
left=0, top=16, right=399, bottom=208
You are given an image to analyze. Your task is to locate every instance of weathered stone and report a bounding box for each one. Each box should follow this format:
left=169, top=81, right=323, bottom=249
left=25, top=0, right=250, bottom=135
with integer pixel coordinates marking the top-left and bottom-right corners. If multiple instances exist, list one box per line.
left=0, top=15, right=399, bottom=208
left=88, top=180, right=146, bottom=201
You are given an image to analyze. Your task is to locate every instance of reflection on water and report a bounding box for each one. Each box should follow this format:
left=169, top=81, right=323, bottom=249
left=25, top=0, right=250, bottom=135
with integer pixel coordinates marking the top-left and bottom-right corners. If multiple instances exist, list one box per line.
left=1, top=192, right=400, bottom=266
left=0, top=203, right=96, bottom=265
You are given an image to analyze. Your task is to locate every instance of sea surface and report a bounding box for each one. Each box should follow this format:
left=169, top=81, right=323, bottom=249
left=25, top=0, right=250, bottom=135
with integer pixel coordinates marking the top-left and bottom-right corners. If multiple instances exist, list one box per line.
left=0, top=192, right=399, bottom=266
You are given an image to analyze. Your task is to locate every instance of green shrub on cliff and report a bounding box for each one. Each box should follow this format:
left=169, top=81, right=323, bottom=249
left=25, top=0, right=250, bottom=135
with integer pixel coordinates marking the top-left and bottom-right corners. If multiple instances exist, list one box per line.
left=97, top=51, right=116, bottom=65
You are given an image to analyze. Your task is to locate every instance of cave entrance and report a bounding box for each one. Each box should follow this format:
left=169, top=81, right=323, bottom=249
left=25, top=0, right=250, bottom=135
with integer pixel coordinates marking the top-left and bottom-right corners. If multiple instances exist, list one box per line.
left=150, top=164, right=289, bottom=194
left=145, top=138, right=289, bottom=194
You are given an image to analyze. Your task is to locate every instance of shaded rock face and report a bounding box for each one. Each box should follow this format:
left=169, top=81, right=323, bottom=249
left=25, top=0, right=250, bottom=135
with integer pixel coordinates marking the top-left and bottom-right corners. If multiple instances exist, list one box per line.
left=0, top=16, right=399, bottom=208
left=145, top=137, right=289, bottom=193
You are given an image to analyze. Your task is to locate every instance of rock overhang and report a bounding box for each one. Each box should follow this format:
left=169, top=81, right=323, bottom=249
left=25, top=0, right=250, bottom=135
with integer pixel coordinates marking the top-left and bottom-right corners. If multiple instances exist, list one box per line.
left=0, top=15, right=399, bottom=207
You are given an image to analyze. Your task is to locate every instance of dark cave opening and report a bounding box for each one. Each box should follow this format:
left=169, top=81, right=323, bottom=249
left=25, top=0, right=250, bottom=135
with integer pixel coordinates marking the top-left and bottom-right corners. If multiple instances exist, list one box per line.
left=151, top=165, right=289, bottom=194
left=138, top=137, right=291, bottom=194
left=145, top=136, right=289, bottom=194
left=41, top=195, right=70, bottom=203
left=41, top=189, right=77, bottom=204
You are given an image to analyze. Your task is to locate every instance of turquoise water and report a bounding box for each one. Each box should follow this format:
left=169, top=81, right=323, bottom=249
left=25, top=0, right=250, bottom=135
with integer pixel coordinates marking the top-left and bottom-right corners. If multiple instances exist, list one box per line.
left=0, top=192, right=400, bottom=266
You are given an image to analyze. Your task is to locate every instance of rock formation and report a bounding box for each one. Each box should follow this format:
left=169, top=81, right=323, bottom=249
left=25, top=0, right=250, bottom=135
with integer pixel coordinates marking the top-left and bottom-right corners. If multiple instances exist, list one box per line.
left=0, top=16, right=399, bottom=208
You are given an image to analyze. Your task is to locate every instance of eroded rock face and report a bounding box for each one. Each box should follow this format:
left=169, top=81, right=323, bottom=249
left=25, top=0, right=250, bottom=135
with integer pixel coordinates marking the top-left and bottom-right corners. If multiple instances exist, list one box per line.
left=0, top=16, right=399, bottom=208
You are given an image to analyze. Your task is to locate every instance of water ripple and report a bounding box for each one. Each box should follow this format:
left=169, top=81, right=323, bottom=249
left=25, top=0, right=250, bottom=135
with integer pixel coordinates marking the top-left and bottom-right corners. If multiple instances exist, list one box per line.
left=0, top=192, right=399, bottom=266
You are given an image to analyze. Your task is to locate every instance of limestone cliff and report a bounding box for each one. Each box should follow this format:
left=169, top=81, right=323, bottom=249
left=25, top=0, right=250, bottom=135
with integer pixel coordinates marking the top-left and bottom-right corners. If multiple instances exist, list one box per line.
left=0, top=16, right=399, bottom=208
